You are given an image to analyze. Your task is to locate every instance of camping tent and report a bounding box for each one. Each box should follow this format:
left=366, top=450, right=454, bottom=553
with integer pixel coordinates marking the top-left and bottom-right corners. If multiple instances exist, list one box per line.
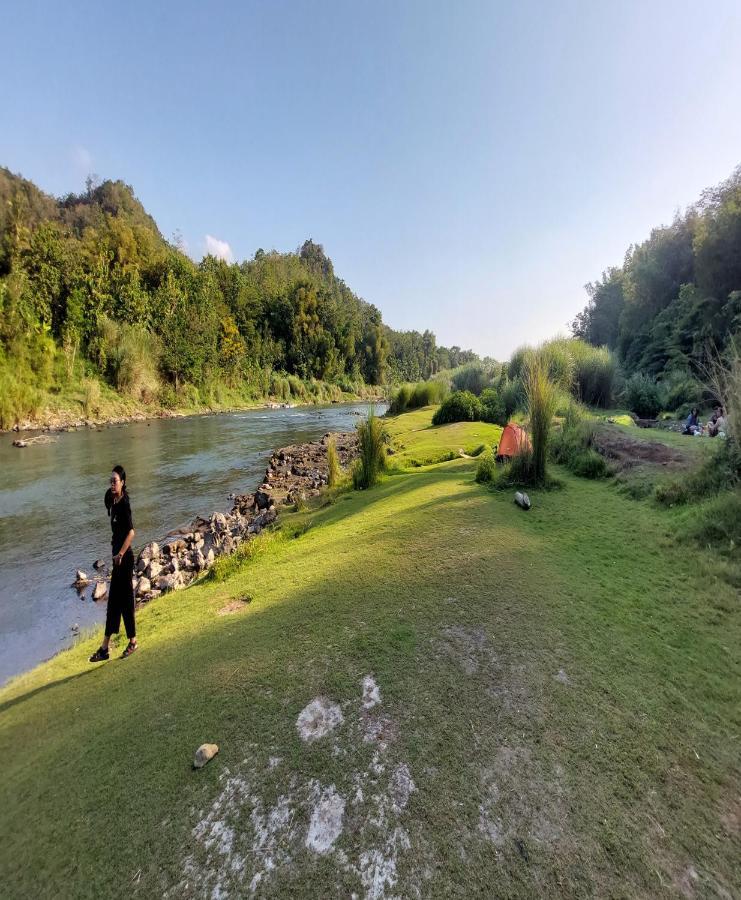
left=496, top=423, right=532, bottom=461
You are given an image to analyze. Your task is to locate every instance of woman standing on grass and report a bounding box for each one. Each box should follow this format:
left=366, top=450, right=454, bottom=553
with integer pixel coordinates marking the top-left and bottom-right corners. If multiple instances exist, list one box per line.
left=89, top=465, right=138, bottom=662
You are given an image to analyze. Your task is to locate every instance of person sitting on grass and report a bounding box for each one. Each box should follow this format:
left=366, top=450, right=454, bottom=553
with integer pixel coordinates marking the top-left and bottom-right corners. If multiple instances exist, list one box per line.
left=708, top=407, right=726, bottom=437
left=682, top=408, right=700, bottom=435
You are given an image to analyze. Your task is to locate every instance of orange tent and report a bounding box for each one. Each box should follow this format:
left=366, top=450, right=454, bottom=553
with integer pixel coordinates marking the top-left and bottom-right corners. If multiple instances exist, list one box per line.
left=496, top=423, right=532, bottom=460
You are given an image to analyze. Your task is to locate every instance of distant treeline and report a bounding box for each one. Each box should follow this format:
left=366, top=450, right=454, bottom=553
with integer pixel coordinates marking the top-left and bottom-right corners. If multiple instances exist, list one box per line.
left=0, top=168, right=475, bottom=423
left=572, top=166, right=741, bottom=377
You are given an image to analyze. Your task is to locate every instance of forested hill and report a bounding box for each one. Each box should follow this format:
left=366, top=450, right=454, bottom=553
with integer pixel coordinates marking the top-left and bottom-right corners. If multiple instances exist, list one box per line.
left=572, top=166, right=741, bottom=375
left=0, top=168, right=474, bottom=425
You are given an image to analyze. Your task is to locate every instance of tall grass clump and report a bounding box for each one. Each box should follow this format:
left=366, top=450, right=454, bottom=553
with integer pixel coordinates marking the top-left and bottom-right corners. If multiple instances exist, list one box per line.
left=327, top=438, right=341, bottom=487
left=110, top=324, right=160, bottom=402
left=705, top=336, right=741, bottom=446
left=389, top=380, right=448, bottom=414
left=524, top=352, right=559, bottom=484
left=570, top=341, right=617, bottom=407
left=352, top=408, right=388, bottom=489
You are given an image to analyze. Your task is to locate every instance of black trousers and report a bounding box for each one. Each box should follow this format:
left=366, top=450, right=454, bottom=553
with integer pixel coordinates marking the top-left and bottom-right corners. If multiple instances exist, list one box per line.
left=105, top=549, right=136, bottom=639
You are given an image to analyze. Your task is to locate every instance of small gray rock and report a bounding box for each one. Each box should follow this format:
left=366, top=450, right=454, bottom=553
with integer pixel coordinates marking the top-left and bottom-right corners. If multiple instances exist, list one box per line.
left=92, top=582, right=108, bottom=601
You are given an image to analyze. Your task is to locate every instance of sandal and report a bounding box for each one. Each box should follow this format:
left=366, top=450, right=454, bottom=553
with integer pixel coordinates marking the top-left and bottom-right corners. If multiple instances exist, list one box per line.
left=89, top=646, right=109, bottom=663
left=121, top=641, right=138, bottom=659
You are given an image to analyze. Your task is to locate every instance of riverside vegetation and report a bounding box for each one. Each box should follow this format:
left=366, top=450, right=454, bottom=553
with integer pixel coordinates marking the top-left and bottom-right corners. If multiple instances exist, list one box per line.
left=1, top=402, right=739, bottom=898
left=0, top=168, right=478, bottom=429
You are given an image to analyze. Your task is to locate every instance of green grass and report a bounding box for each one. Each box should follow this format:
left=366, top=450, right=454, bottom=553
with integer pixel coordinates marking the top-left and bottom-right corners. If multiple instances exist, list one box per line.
left=1, top=409, right=739, bottom=898
left=385, top=405, right=503, bottom=467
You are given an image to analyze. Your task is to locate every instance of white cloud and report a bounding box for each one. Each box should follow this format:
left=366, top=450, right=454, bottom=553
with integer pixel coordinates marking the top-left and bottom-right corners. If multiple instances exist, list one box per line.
left=204, top=234, right=233, bottom=262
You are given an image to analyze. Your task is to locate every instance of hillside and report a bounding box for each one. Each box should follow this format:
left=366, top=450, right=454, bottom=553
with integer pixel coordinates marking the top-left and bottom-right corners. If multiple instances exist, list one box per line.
left=0, top=168, right=473, bottom=429
left=1, top=408, right=738, bottom=898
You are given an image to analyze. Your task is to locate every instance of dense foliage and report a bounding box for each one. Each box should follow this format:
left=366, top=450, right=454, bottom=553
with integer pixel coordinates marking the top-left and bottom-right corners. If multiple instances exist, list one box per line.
left=572, top=166, right=741, bottom=387
left=431, top=390, right=482, bottom=425
left=388, top=380, right=448, bottom=415
left=0, top=168, right=472, bottom=425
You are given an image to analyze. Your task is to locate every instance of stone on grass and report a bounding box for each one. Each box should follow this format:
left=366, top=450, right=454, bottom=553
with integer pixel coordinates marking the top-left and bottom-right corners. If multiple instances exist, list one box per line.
left=193, top=743, right=219, bottom=769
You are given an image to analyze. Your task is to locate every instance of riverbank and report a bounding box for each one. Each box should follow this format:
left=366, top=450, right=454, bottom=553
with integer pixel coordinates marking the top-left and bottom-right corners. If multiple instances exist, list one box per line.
left=1, top=409, right=738, bottom=898
left=2, top=387, right=386, bottom=435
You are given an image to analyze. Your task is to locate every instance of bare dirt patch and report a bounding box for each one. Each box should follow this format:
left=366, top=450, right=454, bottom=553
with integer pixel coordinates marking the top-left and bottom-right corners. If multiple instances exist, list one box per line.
left=594, top=425, right=688, bottom=470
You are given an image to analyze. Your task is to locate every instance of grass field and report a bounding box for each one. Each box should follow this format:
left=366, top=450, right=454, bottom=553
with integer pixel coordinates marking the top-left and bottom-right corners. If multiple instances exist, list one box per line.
left=1, top=410, right=739, bottom=899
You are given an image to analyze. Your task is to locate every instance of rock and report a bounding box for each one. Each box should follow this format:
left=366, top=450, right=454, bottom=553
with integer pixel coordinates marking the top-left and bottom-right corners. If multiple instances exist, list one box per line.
left=514, top=491, right=531, bottom=511
left=141, top=541, right=160, bottom=561
left=93, top=559, right=106, bottom=570
left=205, top=548, right=215, bottom=567
left=167, top=557, right=179, bottom=574
left=136, top=576, right=151, bottom=597
left=191, top=549, right=206, bottom=571
left=92, top=582, right=108, bottom=601
left=211, top=513, right=228, bottom=533
left=12, top=440, right=28, bottom=448
left=74, top=570, right=90, bottom=586
left=146, top=560, right=163, bottom=581
left=254, top=487, right=272, bottom=510
left=193, top=743, right=219, bottom=769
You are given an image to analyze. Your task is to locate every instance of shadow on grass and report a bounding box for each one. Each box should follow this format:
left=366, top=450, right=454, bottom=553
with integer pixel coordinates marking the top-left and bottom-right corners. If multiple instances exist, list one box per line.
left=0, top=666, right=99, bottom=715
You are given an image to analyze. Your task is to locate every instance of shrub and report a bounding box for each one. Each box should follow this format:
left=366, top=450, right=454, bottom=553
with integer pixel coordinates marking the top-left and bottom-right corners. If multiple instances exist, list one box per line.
left=660, top=370, right=704, bottom=414
left=475, top=448, right=497, bottom=483
left=269, top=373, right=290, bottom=401
left=570, top=341, right=617, bottom=407
left=451, top=363, right=489, bottom=396
left=432, top=391, right=481, bottom=425
left=551, top=416, right=609, bottom=479
left=389, top=384, right=412, bottom=414
left=479, top=388, right=506, bottom=425
left=352, top=408, right=388, bottom=489
left=623, top=372, right=663, bottom=418
left=524, top=353, right=559, bottom=484
left=327, top=438, right=340, bottom=487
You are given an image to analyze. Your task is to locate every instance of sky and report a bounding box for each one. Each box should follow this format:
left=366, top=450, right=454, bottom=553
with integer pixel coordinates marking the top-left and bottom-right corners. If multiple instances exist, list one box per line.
left=2, top=0, right=741, bottom=359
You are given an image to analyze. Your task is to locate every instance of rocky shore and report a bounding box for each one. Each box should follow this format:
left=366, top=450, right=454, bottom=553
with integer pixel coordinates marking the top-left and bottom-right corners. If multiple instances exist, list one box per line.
left=73, top=431, right=359, bottom=604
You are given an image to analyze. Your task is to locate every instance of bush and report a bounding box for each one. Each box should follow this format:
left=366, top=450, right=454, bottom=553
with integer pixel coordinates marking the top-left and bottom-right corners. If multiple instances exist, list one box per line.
left=479, top=388, right=506, bottom=425
left=570, top=341, right=617, bottom=407
left=551, top=416, right=610, bottom=479
left=352, top=409, right=388, bottom=489
left=432, top=391, right=481, bottom=425
left=451, top=363, right=489, bottom=396
left=660, top=370, right=704, bottom=413
left=83, top=378, right=101, bottom=417
left=327, top=438, right=340, bottom=487
left=109, top=324, right=159, bottom=402
left=475, top=448, right=497, bottom=483
left=623, top=373, right=663, bottom=418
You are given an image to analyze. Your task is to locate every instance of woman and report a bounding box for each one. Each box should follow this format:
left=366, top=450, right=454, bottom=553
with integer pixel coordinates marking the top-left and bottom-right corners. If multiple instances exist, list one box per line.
left=89, top=465, right=138, bottom=662
left=682, top=408, right=700, bottom=435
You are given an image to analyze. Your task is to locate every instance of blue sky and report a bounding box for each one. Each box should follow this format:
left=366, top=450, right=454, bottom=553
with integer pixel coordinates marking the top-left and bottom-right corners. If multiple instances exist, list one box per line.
left=3, top=1, right=741, bottom=359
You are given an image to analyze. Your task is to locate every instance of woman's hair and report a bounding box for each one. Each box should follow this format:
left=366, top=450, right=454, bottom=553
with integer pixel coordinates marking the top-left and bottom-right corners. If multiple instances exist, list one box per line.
left=106, top=465, right=129, bottom=514
left=112, top=465, right=127, bottom=493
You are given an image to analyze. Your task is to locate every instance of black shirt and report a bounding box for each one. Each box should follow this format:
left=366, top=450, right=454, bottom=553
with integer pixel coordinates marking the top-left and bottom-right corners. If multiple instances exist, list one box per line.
left=105, top=489, right=134, bottom=554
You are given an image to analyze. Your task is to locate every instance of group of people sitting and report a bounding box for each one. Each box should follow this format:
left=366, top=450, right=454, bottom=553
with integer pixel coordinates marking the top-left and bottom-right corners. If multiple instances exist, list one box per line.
left=682, top=406, right=727, bottom=437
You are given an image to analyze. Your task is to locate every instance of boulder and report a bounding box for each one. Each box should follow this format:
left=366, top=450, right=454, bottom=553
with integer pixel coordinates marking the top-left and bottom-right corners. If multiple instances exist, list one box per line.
left=254, top=486, right=272, bottom=510
left=93, top=559, right=106, bottom=570
left=136, top=576, right=151, bottom=597
left=146, top=560, right=163, bottom=581
left=205, top=548, right=215, bottom=567
left=211, top=513, right=228, bottom=533
left=92, top=582, right=108, bottom=601
left=74, top=570, right=90, bottom=586
left=141, top=541, right=160, bottom=561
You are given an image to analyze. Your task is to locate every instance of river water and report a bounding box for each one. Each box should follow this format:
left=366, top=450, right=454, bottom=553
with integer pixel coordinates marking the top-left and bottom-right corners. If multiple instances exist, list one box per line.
left=0, top=402, right=385, bottom=684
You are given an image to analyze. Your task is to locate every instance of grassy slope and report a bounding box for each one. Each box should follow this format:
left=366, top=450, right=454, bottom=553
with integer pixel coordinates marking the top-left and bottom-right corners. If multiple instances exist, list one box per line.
left=384, top=405, right=503, bottom=466
left=1, top=412, right=739, bottom=899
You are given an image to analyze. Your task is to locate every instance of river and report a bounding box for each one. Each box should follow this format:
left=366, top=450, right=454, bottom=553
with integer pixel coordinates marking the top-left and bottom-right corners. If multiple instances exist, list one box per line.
left=0, top=402, right=385, bottom=684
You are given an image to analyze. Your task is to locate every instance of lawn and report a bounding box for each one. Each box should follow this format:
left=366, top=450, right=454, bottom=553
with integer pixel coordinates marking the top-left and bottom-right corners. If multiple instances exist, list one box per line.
left=384, top=405, right=503, bottom=467
left=1, top=410, right=739, bottom=899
